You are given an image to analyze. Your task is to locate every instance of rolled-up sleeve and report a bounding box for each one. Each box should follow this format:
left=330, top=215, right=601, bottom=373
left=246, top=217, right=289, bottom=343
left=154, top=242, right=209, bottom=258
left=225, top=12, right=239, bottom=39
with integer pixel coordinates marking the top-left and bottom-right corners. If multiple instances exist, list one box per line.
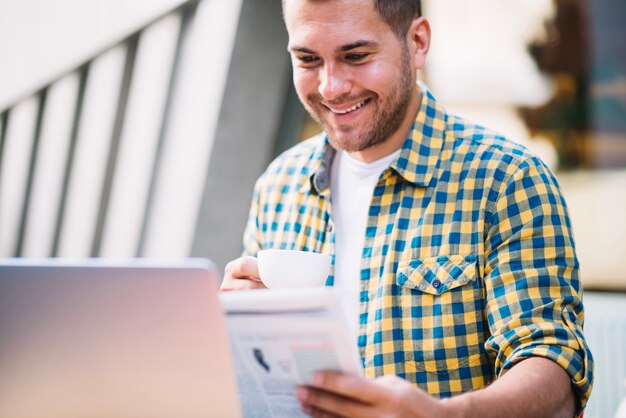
left=483, top=156, right=594, bottom=414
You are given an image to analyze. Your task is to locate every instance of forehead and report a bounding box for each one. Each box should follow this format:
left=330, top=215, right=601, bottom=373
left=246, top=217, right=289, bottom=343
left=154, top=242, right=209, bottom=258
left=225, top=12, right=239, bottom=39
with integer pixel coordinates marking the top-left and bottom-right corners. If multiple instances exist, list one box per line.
left=284, top=0, right=393, bottom=49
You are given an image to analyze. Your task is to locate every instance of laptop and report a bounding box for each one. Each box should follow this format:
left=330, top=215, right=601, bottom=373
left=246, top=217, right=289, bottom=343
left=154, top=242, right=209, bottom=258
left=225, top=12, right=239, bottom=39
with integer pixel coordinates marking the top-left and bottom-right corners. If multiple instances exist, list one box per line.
left=0, top=258, right=242, bottom=418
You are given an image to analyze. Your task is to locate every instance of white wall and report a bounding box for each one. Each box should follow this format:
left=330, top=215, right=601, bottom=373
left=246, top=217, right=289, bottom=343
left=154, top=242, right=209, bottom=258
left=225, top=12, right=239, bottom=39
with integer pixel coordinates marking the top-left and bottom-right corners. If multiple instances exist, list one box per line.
left=0, top=0, right=188, bottom=110
left=559, top=170, right=626, bottom=290
left=0, top=0, right=245, bottom=260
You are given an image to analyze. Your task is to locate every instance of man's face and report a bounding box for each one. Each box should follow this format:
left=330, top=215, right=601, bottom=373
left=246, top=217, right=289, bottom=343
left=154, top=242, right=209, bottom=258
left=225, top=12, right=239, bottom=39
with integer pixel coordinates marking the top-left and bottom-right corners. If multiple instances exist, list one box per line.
left=284, top=0, right=419, bottom=154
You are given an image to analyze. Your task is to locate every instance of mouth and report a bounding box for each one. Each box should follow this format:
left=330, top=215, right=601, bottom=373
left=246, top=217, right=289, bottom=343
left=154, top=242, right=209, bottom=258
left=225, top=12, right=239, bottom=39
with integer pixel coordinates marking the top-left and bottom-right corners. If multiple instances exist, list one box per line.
left=324, top=98, right=370, bottom=115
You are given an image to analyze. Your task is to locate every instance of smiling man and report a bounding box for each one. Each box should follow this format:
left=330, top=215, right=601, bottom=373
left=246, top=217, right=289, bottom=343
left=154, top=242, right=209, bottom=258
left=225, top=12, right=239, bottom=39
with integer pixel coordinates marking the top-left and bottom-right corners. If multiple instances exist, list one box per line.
left=221, top=0, right=593, bottom=417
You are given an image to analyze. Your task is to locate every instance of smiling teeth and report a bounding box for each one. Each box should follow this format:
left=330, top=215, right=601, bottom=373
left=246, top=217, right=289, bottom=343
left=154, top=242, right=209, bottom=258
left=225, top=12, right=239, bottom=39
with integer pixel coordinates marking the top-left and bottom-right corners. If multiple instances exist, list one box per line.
left=330, top=100, right=366, bottom=114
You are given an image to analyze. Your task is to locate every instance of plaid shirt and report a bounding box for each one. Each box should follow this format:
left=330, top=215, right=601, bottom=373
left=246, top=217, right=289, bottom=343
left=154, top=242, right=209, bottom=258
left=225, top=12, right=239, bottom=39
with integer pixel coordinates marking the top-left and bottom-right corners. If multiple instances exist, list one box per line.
left=243, top=82, right=593, bottom=411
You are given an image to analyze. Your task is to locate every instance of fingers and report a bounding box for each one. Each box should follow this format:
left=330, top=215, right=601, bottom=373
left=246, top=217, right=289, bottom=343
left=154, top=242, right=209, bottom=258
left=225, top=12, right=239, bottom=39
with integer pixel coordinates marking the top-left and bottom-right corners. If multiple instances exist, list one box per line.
left=225, top=256, right=260, bottom=279
left=221, top=277, right=266, bottom=291
left=299, top=373, right=430, bottom=418
left=220, top=256, right=266, bottom=291
left=308, top=371, right=384, bottom=404
left=301, top=403, right=344, bottom=418
left=297, top=386, right=368, bottom=418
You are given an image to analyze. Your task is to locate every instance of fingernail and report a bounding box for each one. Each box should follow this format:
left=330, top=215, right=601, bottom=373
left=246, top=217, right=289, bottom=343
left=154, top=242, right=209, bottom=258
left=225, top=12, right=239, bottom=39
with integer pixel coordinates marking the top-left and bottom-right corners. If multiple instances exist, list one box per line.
left=295, top=386, right=308, bottom=401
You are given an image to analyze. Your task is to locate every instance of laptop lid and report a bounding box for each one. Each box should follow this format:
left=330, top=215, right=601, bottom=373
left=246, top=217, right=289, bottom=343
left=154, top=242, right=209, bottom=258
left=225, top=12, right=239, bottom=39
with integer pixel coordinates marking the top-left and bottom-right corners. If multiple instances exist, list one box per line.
left=0, top=258, right=242, bottom=418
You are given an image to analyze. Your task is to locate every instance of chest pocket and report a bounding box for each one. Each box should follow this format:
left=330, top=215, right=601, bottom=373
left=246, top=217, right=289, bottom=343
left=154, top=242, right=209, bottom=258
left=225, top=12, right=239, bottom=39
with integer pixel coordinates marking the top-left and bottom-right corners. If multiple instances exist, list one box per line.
left=397, top=255, right=477, bottom=294
left=395, top=254, right=487, bottom=375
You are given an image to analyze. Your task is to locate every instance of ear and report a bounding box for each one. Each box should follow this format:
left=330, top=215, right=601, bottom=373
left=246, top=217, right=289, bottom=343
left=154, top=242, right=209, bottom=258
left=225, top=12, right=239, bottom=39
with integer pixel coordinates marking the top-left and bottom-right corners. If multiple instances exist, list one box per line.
left=406, top=17, right=431, bottom=70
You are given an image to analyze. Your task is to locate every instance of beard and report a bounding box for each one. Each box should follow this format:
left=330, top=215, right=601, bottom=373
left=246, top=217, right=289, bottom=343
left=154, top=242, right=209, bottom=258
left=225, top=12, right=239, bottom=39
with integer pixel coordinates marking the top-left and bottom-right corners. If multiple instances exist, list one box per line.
left=301, top=51, right=415, bottom=153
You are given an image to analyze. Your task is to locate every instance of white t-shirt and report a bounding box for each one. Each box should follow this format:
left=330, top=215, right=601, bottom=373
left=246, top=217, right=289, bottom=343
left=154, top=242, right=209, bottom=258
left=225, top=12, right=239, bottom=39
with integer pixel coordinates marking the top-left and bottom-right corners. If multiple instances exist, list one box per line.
left=330, top=149, right=400, bottom=329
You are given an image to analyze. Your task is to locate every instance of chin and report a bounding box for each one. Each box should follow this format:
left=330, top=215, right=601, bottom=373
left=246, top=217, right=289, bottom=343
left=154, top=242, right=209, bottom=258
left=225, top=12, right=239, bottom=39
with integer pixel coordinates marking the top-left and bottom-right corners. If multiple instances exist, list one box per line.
left=327, top=137, right=366, bottom=153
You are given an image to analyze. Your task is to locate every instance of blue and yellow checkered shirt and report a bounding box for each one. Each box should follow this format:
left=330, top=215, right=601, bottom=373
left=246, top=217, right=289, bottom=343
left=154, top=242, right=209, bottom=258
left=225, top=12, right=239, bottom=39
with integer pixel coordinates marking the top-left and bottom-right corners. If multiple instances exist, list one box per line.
left=243, top=82, right=593, bottom=411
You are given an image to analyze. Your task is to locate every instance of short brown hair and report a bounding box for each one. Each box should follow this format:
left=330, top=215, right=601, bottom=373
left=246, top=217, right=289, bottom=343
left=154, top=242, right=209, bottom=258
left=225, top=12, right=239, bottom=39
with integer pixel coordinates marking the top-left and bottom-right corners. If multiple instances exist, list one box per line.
left=282, top=0, right=422, bottom=40
left=374, top=0, right=422, bottom=39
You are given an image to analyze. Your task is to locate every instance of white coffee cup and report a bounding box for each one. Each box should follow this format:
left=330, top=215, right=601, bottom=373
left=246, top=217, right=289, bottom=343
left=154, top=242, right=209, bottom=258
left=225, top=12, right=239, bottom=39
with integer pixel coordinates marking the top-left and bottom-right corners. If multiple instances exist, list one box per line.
left=257, top=249, right=331, bottom=289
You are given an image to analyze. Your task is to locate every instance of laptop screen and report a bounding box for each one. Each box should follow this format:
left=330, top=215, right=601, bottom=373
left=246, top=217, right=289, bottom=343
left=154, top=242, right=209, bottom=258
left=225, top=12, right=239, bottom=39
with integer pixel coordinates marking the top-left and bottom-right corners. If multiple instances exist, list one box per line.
left=0, top=258, right=242, bottom=418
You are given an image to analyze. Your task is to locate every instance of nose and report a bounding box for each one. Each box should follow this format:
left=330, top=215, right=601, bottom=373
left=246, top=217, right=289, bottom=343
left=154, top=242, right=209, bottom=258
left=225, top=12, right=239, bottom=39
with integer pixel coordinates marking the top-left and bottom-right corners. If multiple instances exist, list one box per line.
left=318, top=64, right=351, bottom=101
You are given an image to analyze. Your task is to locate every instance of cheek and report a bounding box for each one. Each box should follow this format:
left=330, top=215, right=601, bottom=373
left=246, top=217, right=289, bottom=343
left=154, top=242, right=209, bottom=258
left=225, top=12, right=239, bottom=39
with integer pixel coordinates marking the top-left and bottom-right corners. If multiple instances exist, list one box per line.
left=353, top=63, right=398, bottom=94
left=293, top=68, right=319, bottom=94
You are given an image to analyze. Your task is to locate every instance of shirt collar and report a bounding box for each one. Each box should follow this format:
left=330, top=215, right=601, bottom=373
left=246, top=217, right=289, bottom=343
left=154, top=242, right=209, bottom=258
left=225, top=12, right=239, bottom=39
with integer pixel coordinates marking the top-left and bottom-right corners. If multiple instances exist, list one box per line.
left=390, top=81, right=446, bottom=187
left=300, top=137, right=335, bottom=195
left=303, top=81, right=446, bottom=194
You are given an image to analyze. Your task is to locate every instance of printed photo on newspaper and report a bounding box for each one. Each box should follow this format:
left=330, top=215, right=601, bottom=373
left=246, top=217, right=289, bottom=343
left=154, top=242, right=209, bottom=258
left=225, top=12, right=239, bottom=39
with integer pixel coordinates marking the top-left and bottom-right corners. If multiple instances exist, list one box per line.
left=219, top=288, right=363, bottom=418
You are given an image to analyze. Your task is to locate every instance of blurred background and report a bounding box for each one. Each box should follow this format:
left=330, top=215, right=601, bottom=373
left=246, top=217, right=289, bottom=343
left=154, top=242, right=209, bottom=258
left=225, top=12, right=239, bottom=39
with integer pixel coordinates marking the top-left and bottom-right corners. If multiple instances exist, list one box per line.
left=0, top=0, right=624, bottom=416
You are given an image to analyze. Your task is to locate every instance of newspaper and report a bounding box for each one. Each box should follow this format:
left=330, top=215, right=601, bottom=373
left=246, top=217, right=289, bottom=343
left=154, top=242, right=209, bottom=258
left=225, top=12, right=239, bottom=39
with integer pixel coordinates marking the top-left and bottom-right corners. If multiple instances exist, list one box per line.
left=219, top=288, right=363, bottom=418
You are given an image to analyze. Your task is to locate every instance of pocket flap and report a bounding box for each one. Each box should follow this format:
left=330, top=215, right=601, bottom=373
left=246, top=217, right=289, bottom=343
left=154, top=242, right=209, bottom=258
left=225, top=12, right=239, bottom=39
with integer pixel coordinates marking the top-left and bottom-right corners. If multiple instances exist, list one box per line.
left=396, top=255, right=478, bottom=295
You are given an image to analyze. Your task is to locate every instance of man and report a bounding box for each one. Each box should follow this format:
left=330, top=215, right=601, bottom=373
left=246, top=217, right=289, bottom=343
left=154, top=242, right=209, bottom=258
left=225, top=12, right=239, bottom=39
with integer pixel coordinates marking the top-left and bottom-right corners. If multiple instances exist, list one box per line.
left=222, top=0, right=594, bottom=417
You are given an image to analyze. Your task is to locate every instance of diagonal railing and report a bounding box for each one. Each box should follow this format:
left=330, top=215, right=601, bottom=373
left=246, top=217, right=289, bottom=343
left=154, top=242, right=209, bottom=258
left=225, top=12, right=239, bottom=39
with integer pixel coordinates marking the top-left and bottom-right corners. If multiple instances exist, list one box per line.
left=0, top=0, right=299, bottom=268
left=0, top=0, right=235, bottom=259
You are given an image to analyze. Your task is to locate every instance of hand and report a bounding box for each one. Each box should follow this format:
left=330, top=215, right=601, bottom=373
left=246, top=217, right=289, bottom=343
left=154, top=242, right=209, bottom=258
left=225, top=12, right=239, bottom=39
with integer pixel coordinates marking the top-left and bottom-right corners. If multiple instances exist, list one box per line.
left=295, top=371, right=449, bottom=418
left=220, top=256, right=267, bottom=291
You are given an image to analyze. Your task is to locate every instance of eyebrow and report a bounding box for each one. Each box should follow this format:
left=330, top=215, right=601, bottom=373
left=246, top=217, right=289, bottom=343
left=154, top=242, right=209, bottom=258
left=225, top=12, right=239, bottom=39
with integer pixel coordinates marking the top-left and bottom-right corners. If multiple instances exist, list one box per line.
left=289, top=46, right=316, bottom=54
left=339, top=40, right=378, bottom=52
left=289, top=40, right=379, bottom=54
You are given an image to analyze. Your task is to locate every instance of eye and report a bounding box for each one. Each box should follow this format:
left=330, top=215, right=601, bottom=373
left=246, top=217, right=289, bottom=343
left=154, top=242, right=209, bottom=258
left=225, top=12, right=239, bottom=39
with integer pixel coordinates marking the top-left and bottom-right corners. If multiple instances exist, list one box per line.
left=345, top=53, right=368, bottom=61
left=297, top=55, right=319, bottom=66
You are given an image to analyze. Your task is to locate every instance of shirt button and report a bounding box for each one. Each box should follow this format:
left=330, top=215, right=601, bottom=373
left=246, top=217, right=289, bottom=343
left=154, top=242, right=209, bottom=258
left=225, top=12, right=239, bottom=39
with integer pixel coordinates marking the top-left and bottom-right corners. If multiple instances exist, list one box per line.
left=326, top=223, right=333, bottom=232
left=314, top=172, right=329, bottom=191
left=432, top=279, right=441, bottom=289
